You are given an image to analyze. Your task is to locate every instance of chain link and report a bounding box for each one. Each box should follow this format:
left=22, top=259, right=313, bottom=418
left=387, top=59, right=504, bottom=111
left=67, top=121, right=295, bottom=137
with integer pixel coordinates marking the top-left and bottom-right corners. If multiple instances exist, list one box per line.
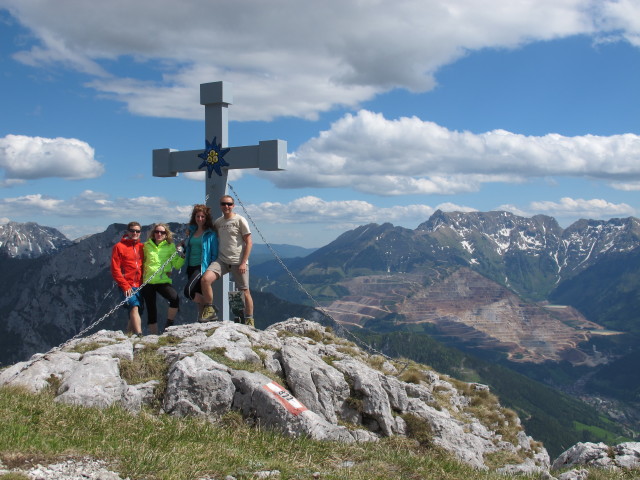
left=4, top=245, right=182, bottom=383
left=227, top=184, right=408, bottom=372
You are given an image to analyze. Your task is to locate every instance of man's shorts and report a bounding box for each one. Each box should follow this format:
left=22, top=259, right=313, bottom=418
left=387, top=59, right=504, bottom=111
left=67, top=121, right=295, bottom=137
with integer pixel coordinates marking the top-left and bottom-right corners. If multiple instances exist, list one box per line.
left=121, top=287, right=144, bottom=312
left=206, top=261, right=249, bottom=290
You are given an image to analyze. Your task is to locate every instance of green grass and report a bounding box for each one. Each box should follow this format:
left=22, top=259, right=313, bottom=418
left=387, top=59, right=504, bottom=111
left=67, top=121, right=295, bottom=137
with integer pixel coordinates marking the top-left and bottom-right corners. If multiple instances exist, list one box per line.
left=573, top=421, right=630, bottom=444
left=0, top=386, right=474, bottom=479
left=2, top=386, right=639, bottom=480
left=0, top=388, right=540, bottom=480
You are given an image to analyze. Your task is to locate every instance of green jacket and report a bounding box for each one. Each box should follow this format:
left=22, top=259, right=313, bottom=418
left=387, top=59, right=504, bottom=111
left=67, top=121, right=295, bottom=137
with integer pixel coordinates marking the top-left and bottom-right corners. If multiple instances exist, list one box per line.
left=143, top=238, right=185, bottom=284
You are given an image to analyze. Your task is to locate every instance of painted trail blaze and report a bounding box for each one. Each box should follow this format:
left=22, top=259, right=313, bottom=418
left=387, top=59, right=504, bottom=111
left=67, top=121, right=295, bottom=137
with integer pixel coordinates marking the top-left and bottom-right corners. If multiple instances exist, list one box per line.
left=263, top=381, right=308, bottom=416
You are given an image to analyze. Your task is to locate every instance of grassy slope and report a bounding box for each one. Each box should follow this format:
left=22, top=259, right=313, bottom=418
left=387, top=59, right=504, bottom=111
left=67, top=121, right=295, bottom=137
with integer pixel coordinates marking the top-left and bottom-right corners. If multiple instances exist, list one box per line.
left=1, top=386, right=639, bottom=480
left=0, top=387, right=516, bottom=480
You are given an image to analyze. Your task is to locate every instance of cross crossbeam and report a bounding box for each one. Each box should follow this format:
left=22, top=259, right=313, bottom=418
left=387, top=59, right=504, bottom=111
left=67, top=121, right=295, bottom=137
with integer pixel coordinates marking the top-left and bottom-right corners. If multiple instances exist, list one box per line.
left=152, top=81, right=286, bottom=321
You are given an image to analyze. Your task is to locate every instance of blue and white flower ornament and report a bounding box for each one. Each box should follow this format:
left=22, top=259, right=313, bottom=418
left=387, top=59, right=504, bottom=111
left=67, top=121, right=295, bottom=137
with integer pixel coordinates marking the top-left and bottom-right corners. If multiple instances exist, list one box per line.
left=198, top=137, right=230, bottom=177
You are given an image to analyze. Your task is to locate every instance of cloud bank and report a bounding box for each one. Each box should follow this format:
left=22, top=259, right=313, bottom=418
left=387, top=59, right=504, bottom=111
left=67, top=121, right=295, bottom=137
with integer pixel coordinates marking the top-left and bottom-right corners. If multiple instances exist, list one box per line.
left=1, top=191, right=632, bottom=237
left=262, top=110, right=640, bottom=195
left=2, top=0, right=639, bottom=121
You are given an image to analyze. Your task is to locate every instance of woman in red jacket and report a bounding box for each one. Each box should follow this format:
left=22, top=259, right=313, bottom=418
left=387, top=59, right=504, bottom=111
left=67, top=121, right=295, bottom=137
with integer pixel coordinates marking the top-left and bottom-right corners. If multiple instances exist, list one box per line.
left=111, top=221, right=145, bottom=336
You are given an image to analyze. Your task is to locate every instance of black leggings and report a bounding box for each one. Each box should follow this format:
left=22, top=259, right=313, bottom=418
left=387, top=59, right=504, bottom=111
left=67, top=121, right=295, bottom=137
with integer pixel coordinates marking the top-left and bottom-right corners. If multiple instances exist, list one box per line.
left=141, top=283, right=179, bottom=325
left=184, top=265, right=202, bottom=301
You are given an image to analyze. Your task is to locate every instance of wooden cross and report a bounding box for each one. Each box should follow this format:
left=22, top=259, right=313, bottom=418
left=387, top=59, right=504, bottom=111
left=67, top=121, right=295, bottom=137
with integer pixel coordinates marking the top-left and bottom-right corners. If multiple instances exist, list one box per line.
left=153, top=81, right=287, bottom=321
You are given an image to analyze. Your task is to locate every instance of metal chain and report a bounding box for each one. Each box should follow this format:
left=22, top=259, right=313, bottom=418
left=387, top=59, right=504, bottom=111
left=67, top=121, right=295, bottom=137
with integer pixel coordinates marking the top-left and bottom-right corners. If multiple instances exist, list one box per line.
left=227, top=184, right=409, bottom=372
left=4, top=245, right=182, bottom=383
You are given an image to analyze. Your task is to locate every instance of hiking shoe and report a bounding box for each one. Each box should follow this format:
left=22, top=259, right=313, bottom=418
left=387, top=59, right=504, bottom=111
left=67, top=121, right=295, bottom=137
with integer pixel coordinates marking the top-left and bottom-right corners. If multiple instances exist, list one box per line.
left=165, top=319, right=174, bottom=329
left=199, top=305, right=218, bottom=323
left=244, top=316, right=255, bottom=327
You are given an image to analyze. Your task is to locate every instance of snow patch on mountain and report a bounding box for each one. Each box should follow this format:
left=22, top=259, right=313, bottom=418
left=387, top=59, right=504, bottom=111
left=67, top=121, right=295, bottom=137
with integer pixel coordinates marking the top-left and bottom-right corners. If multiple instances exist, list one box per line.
left=0, top=221, right=72, bottom=258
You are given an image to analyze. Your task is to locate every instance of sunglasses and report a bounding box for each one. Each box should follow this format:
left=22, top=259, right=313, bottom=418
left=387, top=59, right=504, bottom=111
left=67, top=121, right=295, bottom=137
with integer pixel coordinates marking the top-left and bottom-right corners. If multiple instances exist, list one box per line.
left=220, top=202, right=234, bottom=206
left=154, top=230, right=167, bottom=235
left=128, top=229, right=141, bottom=233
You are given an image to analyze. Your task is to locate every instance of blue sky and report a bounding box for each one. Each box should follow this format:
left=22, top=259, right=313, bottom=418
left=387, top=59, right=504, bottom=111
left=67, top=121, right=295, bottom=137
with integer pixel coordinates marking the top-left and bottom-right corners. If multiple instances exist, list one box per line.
left=0, top=0, right=639, bottom=248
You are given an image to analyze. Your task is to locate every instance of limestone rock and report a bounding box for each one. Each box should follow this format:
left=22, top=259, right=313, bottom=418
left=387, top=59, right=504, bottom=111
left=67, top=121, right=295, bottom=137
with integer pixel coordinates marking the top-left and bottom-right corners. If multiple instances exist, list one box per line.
left=0, top=317, right=551, bottom=471
left=557, top=469, right=589, bottom=480
left=164, top=352, right=235, bottom=418
left=122, top=380, right=159, bottom=413
left=234, top=369, right=358, bottom=442
left=56, top=355, right=125, bottom=408
left=279, top=344, right=350, bottom=424
left=332, top=357, right=400, bottom=436
left=0, top=350, right=81, bottom=392
left=552, top=441, right=640, bottom=470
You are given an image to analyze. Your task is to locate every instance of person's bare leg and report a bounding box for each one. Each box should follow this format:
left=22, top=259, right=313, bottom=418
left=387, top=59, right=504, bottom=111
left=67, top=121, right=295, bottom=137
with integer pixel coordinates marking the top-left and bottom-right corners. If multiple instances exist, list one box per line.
left=243, top=289, right=254, bottom=317
left=201, top=271, right=217, bottom=305
left=193, top=293, right=204, bottom=320
left=148, top=323, right=158, bottom=335
left=199, top=271, right=219, bottom=321
left=130, top=307, right=142, bottom=335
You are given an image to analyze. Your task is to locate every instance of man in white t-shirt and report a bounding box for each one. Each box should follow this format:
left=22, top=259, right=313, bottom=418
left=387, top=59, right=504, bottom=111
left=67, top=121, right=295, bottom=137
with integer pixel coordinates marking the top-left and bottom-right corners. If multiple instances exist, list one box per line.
left=201, top=195, right=254, bottom=325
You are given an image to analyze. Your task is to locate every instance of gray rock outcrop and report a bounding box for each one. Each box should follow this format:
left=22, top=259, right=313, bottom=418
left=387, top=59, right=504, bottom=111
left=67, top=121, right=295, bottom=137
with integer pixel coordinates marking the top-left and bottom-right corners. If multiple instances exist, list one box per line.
left=0, top=317, right=550, bottom=472
left=552, top=441, right=640, bottom=470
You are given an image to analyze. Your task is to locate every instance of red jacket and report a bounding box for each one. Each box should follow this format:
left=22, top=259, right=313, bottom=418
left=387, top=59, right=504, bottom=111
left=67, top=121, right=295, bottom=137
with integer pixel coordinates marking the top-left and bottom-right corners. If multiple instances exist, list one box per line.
left=111, top=235, right=144, bottom=292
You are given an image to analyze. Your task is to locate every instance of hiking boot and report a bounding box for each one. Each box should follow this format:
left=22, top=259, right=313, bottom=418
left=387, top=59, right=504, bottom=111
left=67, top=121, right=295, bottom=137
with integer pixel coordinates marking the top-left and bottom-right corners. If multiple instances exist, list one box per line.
left=244, top=316, right=255, bottom=327
left=199, top=305, right=218, bottom=323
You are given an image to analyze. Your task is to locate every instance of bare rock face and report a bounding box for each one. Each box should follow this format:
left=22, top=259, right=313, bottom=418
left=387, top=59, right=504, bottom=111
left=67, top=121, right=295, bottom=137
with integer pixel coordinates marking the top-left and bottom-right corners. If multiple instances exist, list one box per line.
left=0, top=221, right=72, bottom=258
left=163, top=352, right=235, bottom=418
left=552, top=441, right=640, bottom=470
left=0, top=317, right=550, bottom=472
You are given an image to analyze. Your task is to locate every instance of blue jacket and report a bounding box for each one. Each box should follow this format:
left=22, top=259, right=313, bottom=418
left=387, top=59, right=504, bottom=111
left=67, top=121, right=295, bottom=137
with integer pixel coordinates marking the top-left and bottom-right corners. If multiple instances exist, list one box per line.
left=185, top=225, right=218, bottom=274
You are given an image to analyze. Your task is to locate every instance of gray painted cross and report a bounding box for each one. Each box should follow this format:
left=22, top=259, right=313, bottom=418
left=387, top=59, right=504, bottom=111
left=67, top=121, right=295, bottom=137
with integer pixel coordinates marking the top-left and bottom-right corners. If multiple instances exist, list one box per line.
left=152, top=81, right=287, bottom=321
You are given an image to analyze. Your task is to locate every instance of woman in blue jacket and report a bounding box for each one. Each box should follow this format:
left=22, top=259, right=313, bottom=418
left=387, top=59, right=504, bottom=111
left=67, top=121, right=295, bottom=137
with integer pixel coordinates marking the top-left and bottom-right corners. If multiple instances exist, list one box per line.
left=184, top=204, right=219, bottom=322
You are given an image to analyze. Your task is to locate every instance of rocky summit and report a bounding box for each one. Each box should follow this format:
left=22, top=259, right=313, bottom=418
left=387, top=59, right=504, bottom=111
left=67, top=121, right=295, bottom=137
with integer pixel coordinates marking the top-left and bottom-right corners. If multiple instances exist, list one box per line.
left=2, top=317, right=550, bottom=473
left=2, top=317, right=640, bottom=479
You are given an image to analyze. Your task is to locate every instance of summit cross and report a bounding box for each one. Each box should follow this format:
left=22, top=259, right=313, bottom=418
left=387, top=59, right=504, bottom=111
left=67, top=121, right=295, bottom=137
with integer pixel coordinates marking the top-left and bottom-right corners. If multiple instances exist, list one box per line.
left=153, top=81, right=287, bottom=321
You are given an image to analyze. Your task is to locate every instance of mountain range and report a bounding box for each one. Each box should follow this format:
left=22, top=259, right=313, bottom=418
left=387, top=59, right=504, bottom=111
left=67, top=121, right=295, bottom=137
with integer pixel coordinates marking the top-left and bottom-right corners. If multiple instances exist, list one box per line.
left=257, top=210, right=640, bottom=327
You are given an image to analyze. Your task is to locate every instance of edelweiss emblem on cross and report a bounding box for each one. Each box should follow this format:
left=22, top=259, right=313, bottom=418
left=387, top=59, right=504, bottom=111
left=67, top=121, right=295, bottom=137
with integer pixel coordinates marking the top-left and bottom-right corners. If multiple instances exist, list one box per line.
left=198, top=136, right=230, bottom=177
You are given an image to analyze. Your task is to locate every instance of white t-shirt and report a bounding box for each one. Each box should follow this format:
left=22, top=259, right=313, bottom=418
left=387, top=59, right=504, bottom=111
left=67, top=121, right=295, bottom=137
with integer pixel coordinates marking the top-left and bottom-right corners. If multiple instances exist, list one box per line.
left=214, top=214, right=251, bottom=264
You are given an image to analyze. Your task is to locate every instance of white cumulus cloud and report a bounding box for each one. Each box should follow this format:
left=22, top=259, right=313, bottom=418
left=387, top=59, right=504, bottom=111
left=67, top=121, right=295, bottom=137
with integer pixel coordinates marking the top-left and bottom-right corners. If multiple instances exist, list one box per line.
left=498, top=197, right=636, bottom=223
left=262, top=110, right=640, bottom=195
left=529, top=197, right=635, bottom=219
left=0, top=190, right=182, bottom=220
left=243, top=196, right=474, bottom=228
left=0, top=135, right=104, bottom=182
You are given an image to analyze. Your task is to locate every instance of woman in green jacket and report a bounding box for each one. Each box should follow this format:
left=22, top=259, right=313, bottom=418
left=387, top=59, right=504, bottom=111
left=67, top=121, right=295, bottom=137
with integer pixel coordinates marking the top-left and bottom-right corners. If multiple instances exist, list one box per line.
left=141, top=223, right=185, bottom=334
